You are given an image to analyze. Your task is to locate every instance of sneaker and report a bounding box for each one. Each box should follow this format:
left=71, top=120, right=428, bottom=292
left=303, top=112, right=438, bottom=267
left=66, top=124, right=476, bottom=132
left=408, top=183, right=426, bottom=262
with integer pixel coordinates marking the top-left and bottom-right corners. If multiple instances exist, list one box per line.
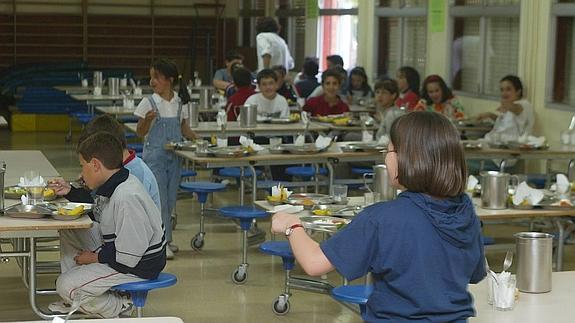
left=119, top=295, right=134, bottom=318
left=166, top=247, right=174, bottom=260
left=168, top=243, right=179, bottom=253
left=48, top=300, right=71, bottom=314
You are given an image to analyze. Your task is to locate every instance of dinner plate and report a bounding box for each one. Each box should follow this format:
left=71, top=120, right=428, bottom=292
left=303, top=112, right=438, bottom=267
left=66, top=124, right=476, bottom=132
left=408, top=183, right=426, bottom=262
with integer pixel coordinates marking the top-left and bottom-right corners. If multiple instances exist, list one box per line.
left=286, top=193, right=334, bottom=209
left=299, top=216, right=350, bottom=233
left=4, top=204, right=52, bottom=219
left=340, top=142, right=387, bottom=152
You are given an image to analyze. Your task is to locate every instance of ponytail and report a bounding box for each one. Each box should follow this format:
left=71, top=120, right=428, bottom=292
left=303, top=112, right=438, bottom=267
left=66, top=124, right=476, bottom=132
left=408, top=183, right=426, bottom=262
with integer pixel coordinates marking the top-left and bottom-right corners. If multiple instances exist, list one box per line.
left=178, top=75, right=191, bottom=105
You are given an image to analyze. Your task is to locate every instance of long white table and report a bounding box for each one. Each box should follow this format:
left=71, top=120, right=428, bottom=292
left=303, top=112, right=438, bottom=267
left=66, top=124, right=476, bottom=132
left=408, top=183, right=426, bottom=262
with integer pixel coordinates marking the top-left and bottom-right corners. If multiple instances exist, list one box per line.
left=0, top=150, right=93, bottom=319
left=256, top=196, right=575, bottom=271
left=15, top=318, right=183, bottom=323
left=471, top=271, right=575, bottom=322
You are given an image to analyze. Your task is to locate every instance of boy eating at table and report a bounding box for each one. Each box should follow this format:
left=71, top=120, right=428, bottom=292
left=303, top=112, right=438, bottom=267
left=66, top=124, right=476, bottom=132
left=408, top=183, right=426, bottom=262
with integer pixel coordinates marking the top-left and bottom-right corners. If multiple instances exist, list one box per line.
left=244, top=68, right=290, bottom=119
left=54, top=132, right=166, bottom=318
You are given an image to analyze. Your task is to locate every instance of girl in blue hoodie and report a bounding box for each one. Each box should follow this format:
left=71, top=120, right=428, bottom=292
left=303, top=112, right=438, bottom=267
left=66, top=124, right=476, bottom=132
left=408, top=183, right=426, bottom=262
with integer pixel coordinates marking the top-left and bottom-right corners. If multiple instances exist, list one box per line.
left=272, top=111, right=486, bottom=322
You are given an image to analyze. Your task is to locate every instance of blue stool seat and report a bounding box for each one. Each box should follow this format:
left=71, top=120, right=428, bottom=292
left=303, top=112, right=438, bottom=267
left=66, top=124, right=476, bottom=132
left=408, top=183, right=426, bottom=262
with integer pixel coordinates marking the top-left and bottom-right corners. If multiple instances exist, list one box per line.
left=112, top=272, right=177, bottom=317
left=180, top=182, right=226, bottom=203
left=70, top=113, right=93, bottom=125
left=351, top=167, right=373, bottom=175
left=181, top=169, right=197, bottom=178
left=220, top=206, right=268, bottom=230
left=332, top=285, right=373, bottom=305
left=219, top=167, right=262, bottom=178
left=127, top=143, right=144, bottom=153
left=285, top=166, right=328, bottom=178
left=260, top=241, right=295, bottom=271
left=117, top=115, right=140, bottom=123
left=125, top=131, right=137, bottom=139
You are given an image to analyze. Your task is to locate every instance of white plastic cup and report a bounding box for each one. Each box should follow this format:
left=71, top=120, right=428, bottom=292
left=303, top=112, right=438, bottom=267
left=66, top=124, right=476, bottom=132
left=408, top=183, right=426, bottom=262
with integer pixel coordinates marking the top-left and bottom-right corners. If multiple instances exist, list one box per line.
left=269, top=137, right=282, bottom=148
left=81, top=79, right=88, bottom=87
left=332, top=185, right=348, bottom=203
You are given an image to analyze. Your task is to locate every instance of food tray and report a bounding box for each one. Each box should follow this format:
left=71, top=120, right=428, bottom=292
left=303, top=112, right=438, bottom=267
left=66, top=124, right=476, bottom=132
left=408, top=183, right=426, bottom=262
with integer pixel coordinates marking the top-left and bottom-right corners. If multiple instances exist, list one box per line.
left=195, top=147, right=251, bottom=158
left=311, top=204, right=362, bottom=217
left=487, top=142, right=549, bottom=150
left=539, top=199, right=575, bottom=210
left=3, top=186, right=57, bottom=201
left=340, top=142, right=387, bottom=152
left=51, top=213, right=83, bottom=221
left=45, top=202, right=94, bottom=212
left=261, top=118, right=298, bottom=124
left=286, top=193, right=334, bottom=209
left=300, top=216, right=350, bottom=233
left=276, top=144, right=330, bottom=155
left=3, top=204, right=52, bottom=219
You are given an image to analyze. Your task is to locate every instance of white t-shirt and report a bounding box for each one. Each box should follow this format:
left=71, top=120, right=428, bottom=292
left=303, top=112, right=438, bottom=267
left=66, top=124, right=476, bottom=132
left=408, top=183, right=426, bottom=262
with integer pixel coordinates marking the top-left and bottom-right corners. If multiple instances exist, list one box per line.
left=256, top=32, right=294, bottom=72
left=134, top=92, right=189, bottom=121
left=514, top=98, right=534, bottom=136
left=244, top=93, right=289, bottom=118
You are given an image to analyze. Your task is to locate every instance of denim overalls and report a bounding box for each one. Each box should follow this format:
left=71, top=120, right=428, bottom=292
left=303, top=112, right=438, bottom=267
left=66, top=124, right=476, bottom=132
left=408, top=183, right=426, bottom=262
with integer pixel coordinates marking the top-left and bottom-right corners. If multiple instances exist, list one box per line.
left=142, top=96, right=182, bottom=243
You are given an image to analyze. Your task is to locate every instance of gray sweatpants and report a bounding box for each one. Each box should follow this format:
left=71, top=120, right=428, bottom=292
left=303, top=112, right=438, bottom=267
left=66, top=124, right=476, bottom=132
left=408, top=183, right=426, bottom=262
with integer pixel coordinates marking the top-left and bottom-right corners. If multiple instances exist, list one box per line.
left=56, top=263, right=144, bottom=318
left=58, top=226, right=144, bottom=318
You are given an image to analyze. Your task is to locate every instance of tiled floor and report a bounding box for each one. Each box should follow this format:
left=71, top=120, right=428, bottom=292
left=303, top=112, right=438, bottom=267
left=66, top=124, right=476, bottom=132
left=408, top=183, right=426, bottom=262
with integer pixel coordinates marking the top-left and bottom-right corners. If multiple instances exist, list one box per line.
left=1, top=130, right=574, bottom=322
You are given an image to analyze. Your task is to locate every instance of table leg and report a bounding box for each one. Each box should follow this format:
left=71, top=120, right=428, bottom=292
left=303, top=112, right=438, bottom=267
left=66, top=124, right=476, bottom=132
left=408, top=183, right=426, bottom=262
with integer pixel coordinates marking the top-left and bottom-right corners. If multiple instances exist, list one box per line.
left=240, top=167, right=245, bottom=206
left=545, top=159, right=552, bottom=189
left=554, top=219, right=566, bottom=271
left=248, top=165, right=258, bottom=205
left=28, top=237, right=53, bottom=319
left=326, top=162, right=335, bottom=194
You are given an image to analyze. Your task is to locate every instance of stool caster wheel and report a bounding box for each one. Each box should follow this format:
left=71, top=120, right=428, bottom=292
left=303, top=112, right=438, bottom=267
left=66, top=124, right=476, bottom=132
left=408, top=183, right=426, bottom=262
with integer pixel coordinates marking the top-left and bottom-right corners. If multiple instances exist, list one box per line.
left=231, top=265, right=248, bottom=285
left=272, top=295, right=290, bottom=315
left=191, top=233, right=204, bottom=251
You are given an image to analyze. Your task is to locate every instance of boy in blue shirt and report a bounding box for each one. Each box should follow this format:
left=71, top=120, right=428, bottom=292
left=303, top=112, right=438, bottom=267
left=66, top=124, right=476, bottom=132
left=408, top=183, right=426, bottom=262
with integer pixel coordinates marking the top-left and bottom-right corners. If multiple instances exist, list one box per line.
left=272, top=111, right=486, bottom=322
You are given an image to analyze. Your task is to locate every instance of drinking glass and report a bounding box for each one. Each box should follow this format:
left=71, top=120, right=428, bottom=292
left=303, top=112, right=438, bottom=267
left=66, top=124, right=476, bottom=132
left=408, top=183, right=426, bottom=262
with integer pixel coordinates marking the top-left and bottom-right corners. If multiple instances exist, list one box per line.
left=332, top=185, right=348, bottom=204
left=494, top=275, right=516, bottom=311
left=269, top=137, right=282, bottom=148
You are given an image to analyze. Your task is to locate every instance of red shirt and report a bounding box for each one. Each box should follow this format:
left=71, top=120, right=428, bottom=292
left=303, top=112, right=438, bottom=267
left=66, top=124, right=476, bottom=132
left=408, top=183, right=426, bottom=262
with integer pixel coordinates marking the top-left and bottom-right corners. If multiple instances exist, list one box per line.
left=303, top=95, right=349, bottom=116
left=226, top=85, right=256, bottom=121
left=395, top=90, right=420, bottom=112
left=123, top=149, right=136, bottom=165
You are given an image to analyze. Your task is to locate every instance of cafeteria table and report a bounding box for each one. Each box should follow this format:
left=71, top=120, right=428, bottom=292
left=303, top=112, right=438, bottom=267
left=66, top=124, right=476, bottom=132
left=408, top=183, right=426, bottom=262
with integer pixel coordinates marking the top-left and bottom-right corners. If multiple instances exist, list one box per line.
left=0, top=151, right=93, bottom=319
left=12, top=317, right=183, bottom=323
left=55, top=85, right=153, bottom=95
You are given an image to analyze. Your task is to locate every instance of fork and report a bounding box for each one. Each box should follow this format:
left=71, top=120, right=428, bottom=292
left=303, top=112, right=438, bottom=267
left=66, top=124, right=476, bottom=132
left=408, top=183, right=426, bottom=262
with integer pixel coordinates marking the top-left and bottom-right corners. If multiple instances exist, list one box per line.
left=502, top=250, right=513, bottom=272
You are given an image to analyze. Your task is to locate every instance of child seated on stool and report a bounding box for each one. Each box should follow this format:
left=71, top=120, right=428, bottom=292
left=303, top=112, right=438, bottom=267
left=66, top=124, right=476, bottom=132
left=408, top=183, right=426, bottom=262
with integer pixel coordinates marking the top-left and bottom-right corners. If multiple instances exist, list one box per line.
left=55, top=132, right=166, bottom=318
left=272, top=111, right=486, bottom=322
left=245, top=68, right=289, bottom=119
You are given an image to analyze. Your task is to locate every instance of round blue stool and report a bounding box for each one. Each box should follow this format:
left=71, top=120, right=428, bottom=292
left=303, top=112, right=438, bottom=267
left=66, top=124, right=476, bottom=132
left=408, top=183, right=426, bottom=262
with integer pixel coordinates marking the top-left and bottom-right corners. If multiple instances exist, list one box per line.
left=351, top=167, right=373, bottom=175
left=125, top=131, right=137, bottom=140
left=127, top=143, right=144, bottom=153
left=219, top=167, right=262, bottom=178
left=219, top=206, right=269, bottom=284
left=285, top=166, right=328, bottom=178
left=331, top=285, right=374, bottom=318
left=260, top=241, right=295, bottom=315
left=112, top=272, right=177, bottom=317
left=180, top=182, right=227, bottom=250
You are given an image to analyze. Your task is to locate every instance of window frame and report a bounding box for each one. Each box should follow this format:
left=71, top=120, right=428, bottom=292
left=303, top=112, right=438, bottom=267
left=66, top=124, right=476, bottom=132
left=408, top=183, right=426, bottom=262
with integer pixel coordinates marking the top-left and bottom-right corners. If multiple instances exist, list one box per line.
left=547, top=2, right=575, bottom=111
left=449, top=0, right=520, bottom=100
left=374, top=1, right=428, bottom=79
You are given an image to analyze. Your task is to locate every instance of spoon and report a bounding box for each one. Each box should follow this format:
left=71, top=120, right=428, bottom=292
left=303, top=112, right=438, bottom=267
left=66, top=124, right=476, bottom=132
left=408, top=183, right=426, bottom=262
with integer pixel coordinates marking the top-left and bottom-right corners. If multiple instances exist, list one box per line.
left=502, top=250, right=513, bottom=272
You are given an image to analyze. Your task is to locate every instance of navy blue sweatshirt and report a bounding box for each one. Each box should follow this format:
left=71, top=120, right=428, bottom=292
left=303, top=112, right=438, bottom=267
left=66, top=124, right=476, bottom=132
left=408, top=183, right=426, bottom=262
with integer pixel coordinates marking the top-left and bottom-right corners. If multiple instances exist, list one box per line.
left=321, top=191, right=486, bottom=322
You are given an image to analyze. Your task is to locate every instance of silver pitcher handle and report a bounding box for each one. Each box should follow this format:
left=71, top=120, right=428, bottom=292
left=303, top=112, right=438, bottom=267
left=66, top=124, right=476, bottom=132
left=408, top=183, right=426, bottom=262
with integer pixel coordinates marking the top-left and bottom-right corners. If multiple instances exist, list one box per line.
left=363, top=172, right=375, bottom=193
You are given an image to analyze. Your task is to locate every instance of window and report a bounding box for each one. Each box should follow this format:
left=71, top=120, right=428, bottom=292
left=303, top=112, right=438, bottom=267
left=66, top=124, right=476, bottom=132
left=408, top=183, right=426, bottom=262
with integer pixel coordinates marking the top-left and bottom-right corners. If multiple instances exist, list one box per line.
left=317, top=0, right=359, bottom=70
left=450, top=0, right=520, bottom=97
left=550, top=2, right=575, bottom=107
left=375, top=0, right=427, bottom=79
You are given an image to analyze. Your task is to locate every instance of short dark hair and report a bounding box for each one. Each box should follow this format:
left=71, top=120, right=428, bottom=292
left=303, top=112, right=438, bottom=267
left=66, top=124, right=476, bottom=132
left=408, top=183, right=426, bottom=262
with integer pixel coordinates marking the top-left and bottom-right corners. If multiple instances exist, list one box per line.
left=79, top=115, right=127, bottom=149
left=348, top=66, right=371, bottom=96
left=398, top=66, right=420, bottom=95
left=225, top=50, right=244, bottom=62
left=421, top=74, right=453, bottom=105
left=256, top=17, right=279, bottom=34
left=77, top=132, right=123, bottom=170
left=321, top=68, right=342, bottom=85
left=232, top=65, right=253, bottom=87
left=256, top=68, right=277, bottom=84
left=326, top=55, right=344, bottom=68
left=303, top=58, right=319, bottom=77
left=500, top=75, right=523, bottom=98
left=271, top=65, right=287, bottom=76
left=390, top=111, right=467, bottom=197
left=374, top=79, right=399, bottom=101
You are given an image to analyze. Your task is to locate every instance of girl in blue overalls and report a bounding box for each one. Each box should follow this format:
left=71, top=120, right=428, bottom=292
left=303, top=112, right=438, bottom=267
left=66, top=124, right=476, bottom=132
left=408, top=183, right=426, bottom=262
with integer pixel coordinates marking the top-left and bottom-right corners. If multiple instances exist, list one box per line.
left=134, top=58, right=197, bottom=259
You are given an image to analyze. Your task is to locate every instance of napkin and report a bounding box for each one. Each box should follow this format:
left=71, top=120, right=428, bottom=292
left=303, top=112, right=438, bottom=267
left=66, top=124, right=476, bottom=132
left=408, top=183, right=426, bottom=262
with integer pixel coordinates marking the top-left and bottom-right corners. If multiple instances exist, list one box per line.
left=134, top=87, right=142, bottom=96
left=294, top=134, right=305, bottom=146
left=21, top=194, right=29, bottom=206
left=239, top=136, right=264, bottom=152
left=93, top=86, right=102, bottom=96
left=301, top=111, right=310, bottom=126
left=362, top=130, right=374, bottom=143
left=517, top=135, right=546, bottom=147
left=216, top=110, right=227, bottom=128
left=512, top=182, right=544, bottom=206
left=377, top=134, right=390, bottom=145
left=557, top=174, right=570, bottom=195
left=271, top=183, right=292, bottom=200
left=315, top=135, right=332, bottom=150
left=19, top=175, right=45, bottom=187
left=467, top=175, right=479, bottom=192
left=216, top=137, right=228, bottom=147
left=271, top=204, right=304, bottom=214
